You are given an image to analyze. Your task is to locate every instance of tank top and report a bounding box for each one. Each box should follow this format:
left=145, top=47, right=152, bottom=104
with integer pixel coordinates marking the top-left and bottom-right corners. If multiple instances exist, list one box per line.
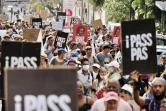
left=78, top=96, right=91, bottom=111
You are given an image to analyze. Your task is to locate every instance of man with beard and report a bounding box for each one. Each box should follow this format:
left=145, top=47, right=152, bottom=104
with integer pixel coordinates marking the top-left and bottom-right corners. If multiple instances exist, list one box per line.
left=130, top=70, right=166, bottom=111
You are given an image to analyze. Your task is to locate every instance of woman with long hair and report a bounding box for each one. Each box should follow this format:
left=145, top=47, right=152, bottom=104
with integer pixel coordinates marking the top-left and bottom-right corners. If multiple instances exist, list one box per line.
left=91, top=67, right=108, bottom=101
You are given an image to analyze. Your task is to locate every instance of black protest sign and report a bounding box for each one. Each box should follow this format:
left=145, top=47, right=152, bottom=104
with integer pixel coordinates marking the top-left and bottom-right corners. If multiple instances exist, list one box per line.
left=0, top=41, right=41, bottom=98
left=5, top=67, right=77, bottom=111
left=54, top=31, right=68, bottom=49
left=32, top=18, right=42, bottom=29
left=121, top=19, right=157, bottom=75
left=56, top=12, right=66, bottom=26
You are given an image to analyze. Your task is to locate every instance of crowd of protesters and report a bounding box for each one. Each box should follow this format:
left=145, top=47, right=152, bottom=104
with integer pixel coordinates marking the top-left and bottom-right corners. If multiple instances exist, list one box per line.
left=0, top=20, right=166, bottom=111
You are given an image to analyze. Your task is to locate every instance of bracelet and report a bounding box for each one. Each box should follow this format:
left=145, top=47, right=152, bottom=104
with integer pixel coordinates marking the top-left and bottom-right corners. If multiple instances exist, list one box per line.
left=134, top=82, right=140, bottom=91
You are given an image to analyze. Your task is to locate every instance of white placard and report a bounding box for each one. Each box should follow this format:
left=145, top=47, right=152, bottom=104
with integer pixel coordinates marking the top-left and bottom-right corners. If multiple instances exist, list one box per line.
left=52, top=21, right=63, bottom=31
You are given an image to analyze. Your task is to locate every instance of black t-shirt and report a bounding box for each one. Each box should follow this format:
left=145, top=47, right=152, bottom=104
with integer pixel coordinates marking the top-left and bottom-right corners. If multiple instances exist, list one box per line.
left=157, top=65, right=164, bottom=77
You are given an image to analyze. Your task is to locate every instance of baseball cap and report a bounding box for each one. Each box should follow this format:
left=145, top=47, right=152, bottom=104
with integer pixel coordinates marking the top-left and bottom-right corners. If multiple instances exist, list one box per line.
left=92, top=64, right=100, bottom=69
left=68, top=59, right=76, bottom=65
left=71, top=50, right=78, bottom=57
left=107, top=61, right=120, bottom=68
left=57, top=49, right=66, bottom=55
left=121, top=84, right=133, bottom=96
left=105, top=92, right=119, bottom=102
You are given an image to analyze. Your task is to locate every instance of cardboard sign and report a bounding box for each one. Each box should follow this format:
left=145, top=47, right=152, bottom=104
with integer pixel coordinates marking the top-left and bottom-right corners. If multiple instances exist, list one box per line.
left=73, top=24, right=88, bottom=43
left=5, top=67, right=77, bottom=111
left=71, top=17, right=81, bottom=24
left=32, top=18, right=42, bottom=29
left=23, top=29, right=40, bottom=41
left=56, top=12, right=66, bottom=26
left=0, top=41, right=41, bottom=98
left=54, top=31, right=68, bottom=49
left=40, top=10, right=48, bottom=21
left=112, top=26, right=121, bottom=45
left=121, top=19, right=157, bottom=75
left=52, top=21, right=63, bottom=31
left=91, top=19, right=103, bottom=29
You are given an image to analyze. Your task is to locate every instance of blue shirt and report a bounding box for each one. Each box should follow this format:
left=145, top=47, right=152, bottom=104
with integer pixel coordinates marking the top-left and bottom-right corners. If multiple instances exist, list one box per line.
left=143, top=99, right=160, bottom=111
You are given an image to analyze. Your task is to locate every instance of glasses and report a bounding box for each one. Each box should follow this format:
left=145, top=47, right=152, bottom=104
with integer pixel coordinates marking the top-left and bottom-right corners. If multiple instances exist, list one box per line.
left=120, top=89, right=131, bottom=95
left=104, top=62, right=109, bottom=64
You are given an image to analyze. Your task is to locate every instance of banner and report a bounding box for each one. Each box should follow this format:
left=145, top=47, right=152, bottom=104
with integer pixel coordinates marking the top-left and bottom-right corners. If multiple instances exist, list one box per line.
left=0, top=41, right=41, bottom=98
left=5, top=68, right=77, bottom=111
left=54, top=31, right=68, bottom=49
left=73, top=24, right=88, bottom=43
left=23, top=29, right=40, bottom=41
left=56, top=12, right=66, bottom=26
left=52, top=21, right=63, bottom=31
left=112, top=26, right=121, bottom=45
left=32, top=18, right=42, bottom=29
left=121, top=19, right=157, bottom=75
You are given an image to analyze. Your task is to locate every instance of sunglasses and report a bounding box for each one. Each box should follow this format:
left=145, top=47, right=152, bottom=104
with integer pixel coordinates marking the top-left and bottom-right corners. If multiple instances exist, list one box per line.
left=120, top=89, right=131, bottom=96
left=104, top=62, right=109, bottom=64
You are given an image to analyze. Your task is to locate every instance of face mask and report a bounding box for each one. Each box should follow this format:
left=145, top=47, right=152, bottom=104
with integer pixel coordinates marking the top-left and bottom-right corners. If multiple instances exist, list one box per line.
left=104, top=64, right=109, bottom=69
left=100, top=74, right=107, bottom=79
left=82, top=65, right=89, bottom=71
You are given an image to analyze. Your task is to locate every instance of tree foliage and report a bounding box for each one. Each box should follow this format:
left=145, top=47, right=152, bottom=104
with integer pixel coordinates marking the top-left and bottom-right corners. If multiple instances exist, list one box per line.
left=104, top=0, right=131, bottom=22
left=30, top=0, right=63, bottom=16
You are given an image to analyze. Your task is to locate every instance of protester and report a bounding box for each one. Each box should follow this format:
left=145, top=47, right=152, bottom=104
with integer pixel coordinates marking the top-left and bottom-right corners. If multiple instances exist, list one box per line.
left=77, top=81, right=94, bottom=111
left=92, top=79, right=132, bottom=111
left=130, top=70, right=166, bottom=111
left=96, top=44, right=113, bottom=67
left=91, top=67, right=107, bottom=100
left=44, top=36, right=55, bottom=61
left=49, top=49, right=67, bottom=66
left=77, top=58, right=93, bottom=96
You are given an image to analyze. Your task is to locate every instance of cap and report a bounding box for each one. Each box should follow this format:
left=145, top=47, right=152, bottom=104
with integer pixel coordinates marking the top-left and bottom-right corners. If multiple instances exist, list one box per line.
left=152, top=77, right=166, bottom=87
left=71, top=50, right=78, bottom=57
left=92, top=63, right=100, bottom=69
left=107, top=61, right=120, bottom=68
left=105, top=92, right=119, bottom=102
left=68, top=59, right=76, bottom=65
left=121, top=84, right=133, bottom=96
left=85, top=46, right=92, bottom=50
left=57, top=49, right=66, bottom=55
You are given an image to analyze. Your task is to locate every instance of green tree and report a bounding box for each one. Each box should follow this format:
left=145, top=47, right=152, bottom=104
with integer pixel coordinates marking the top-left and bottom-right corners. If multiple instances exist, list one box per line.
left=40, top=0, right=63, bottom=16
left=30, top=0, right=44, bottom=10
left=104, top=0, right=132, bottom=22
